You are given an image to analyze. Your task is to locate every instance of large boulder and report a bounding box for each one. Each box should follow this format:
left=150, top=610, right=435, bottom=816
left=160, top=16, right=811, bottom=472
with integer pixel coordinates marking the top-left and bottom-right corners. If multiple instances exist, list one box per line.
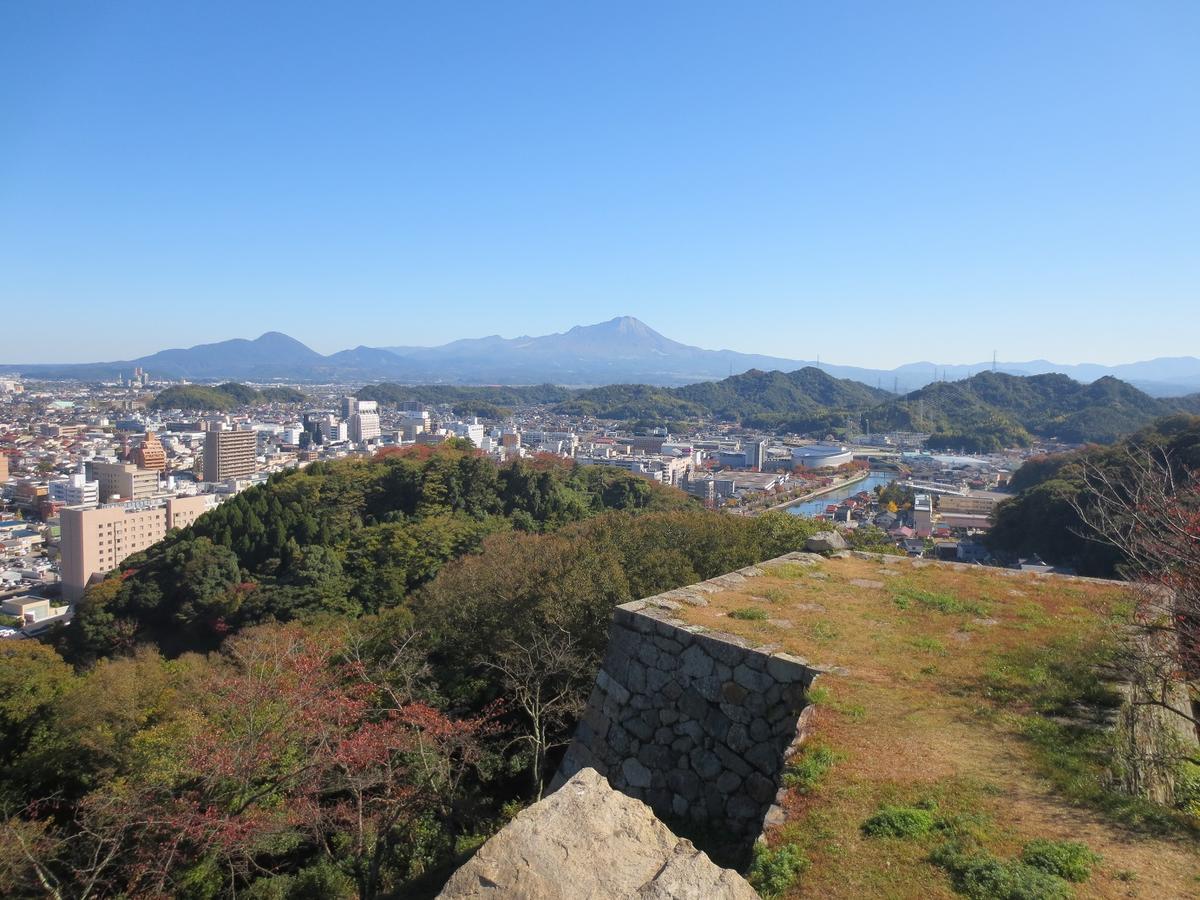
left=437, top=768, right=759, bottom=899
left=805, top=531, right=848, bottom=553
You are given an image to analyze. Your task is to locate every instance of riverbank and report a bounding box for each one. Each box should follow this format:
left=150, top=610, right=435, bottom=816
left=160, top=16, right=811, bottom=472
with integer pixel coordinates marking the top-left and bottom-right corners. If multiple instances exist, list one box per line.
left=761, top=470, right=872, bottom=515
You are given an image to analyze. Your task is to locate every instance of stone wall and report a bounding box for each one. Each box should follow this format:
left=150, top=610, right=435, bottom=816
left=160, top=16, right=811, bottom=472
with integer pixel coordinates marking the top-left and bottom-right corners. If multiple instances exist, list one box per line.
left=553, top=560, right=828, bottom=850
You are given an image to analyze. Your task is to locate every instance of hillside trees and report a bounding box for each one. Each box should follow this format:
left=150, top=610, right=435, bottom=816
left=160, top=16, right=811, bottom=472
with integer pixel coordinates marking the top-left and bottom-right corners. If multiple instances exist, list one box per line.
left=61, top=449, right=694, bottom=662
left=987, top=416, right=1200, bottom=575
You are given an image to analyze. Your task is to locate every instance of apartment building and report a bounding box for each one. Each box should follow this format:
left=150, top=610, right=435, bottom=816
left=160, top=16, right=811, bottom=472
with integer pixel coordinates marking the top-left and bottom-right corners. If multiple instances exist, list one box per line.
left=203, top=429, right=258, bottom=481
left=87, top=461, right=161, bottom=502
left=60, top=495, right=213, bottom=600
left=0, top=451, right=8, bottom=484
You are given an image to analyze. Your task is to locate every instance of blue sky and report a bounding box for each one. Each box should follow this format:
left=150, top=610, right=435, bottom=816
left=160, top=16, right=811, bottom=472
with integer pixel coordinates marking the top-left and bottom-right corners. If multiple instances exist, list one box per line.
left=2, top=2, right=1197, bottom=367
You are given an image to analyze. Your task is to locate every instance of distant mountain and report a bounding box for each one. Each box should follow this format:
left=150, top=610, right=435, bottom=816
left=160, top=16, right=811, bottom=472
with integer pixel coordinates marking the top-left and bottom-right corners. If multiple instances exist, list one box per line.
left=6, top=316, right=1200, bottom=394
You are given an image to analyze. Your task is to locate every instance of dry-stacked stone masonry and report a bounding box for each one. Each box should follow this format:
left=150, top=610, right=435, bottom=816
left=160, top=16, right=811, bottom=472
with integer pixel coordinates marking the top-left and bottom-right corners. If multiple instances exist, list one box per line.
left=554, top=554, right=831, bottom=846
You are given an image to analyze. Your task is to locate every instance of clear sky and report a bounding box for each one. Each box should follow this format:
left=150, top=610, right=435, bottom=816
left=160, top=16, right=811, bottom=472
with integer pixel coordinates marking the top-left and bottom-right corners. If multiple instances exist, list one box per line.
left=2, top=2, right=1197, bottom=367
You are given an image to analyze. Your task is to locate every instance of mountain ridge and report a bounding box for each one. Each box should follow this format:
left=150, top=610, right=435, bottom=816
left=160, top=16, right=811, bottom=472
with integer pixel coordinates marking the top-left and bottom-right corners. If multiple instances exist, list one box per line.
left=6, top=316, right=1200, bottom=395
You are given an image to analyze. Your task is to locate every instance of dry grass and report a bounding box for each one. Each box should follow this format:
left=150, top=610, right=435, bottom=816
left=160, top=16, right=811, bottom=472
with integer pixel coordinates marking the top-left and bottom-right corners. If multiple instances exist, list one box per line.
left=679, top=556, right=1200, bottom=899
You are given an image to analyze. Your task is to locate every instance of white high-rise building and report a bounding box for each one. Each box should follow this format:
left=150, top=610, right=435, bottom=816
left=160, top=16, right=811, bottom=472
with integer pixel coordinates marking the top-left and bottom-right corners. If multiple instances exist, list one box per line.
left=349, top=400, right=381, bottom=443
left=49, top=472, right=100, bottom=508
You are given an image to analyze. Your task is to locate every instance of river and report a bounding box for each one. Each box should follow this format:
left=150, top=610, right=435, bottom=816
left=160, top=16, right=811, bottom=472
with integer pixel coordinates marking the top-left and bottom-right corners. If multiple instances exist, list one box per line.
left=785, top=470, right=896, bottom=518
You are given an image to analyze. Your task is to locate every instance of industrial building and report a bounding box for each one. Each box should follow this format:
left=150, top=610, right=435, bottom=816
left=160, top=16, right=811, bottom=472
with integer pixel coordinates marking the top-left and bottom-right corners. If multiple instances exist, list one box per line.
left=790, top=444, right=855, bottom=469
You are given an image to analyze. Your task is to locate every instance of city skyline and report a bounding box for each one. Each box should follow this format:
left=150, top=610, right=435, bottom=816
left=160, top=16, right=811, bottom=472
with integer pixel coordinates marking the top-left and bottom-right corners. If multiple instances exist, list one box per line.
left=3, top=2, right=1199, bottom=367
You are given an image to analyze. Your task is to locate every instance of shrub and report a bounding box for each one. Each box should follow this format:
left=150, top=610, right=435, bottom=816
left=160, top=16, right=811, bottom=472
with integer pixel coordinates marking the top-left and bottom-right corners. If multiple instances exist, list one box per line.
left=931, top=843, right=1073, bottom=900
left=729, top=606, right=768, bottom=621
left=861, top=805, right=937, bottom=838
left=747, top=842, right=808, bottom=899
left=1020, top=839, right=1099, bottom=882
left=1174, top=761, right=1200, bottom=818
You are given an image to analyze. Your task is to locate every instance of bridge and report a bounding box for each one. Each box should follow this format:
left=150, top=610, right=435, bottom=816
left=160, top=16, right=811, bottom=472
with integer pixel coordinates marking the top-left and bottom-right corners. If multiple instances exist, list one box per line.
left=900, top=479, right=969, bottom=497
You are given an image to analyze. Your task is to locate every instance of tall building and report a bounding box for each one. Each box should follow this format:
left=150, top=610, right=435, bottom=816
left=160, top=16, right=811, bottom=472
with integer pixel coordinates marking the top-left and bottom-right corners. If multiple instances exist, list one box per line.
left=349, top=400, right=381, bottom=443
left=60, top=495, right=213, bottom=600
left=48, top=472, right=100, bottom=508
left=87, top=461, right=161, bottom=502
left=0, top=451, right=8, bottom=484
left=134, top=431, right=167, bottom=471
left=204, top=430, right=258, bottom=482
left=747, top=440, right=767, bottom=471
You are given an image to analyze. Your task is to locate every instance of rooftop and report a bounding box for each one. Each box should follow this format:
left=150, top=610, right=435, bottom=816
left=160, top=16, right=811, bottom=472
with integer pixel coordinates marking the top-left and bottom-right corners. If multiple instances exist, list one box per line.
left=646, top=552, right=1197, bottom=898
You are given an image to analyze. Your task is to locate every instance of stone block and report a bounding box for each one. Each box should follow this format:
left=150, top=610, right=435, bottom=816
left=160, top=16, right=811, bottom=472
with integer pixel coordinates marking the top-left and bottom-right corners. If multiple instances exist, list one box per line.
left=766, top=652, right=810, bottom=684
left=689, top=748, right=722, bottom=779
left=694, top=675, right=723, bottom=702
left=727, top=794, right=760, bottom=820
left=627, top=713, right=655, bottom=742
left=638, top=641, right=661, bottom=668
left=806, top=531, right=848, bottom=552
left=667, top=768, right=701, bottom=800
left=679, top=644, right=714, bottom=680
left=726, top=723, right=751, bottom=753
left=721, top=680, right=749, bottom=704
left=746, top=742, right=778, bottom=776
left=719, top=702, right=752, bottom=725
left=745, top=772, right=776, bottom=804
left=749, top=718, right=772, bottom=742
left=679, top=687, right=708, bottom=722
left=622, top=757, right=652, bottom=788
left=654, top=635, right=684, bottom=655
left=716, top=770, right=743, bottom=794
left=638, top=743, right=672, bottom=770
left=672, top=793, right=689, bottom=818
left=703, top=706, right=731, bottom=742
left=733, top=664, right=771, bottom=693
left=626, top=658, right=647, bottom=694
left=715, top=744, right=753, bottom=777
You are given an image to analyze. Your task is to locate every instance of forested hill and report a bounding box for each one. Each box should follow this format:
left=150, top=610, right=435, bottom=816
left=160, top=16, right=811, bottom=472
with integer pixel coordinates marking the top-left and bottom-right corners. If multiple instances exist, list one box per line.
left=357, top=367, right=891, bottom=429
left=16, top=446, right=833, bottom=898
left=61, top=447, right=701, bottom=661
left=986, top=414, right=1200, bottom=575
left=149, top=382, right=306, bottom=411
left=354, top=383, right=574, bottom=418
left=867, top=372, right=1200, bottom=449
left=558, top=367, right=890, bottom=430
left=357, top=368, right=1200, bottom=448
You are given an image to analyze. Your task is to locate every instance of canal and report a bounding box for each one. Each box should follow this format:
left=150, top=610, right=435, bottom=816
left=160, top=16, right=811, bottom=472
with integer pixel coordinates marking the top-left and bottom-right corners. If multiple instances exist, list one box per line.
left=786, top=470, right=896, bottom=518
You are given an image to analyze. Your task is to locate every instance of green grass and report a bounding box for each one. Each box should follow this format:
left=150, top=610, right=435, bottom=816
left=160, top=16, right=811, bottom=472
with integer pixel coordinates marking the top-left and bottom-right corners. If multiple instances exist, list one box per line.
left=808, top=620, right=840, bottom=641
left=746, top=842, right=809, bottom=899
left=892, top=586, right=988, bottom=616
left=806, top=684, right=866, bottom=722
left=729, top=606, right=769, bottom=621
left=1020, top=839, right=1100, bottom=883
left=861, top=805, right=937, bottom=838
left=782, top=744, right=843, bottom=794
left=910, top=636, right=948, bottom=655
left=761, top=587, right=789, bottom=603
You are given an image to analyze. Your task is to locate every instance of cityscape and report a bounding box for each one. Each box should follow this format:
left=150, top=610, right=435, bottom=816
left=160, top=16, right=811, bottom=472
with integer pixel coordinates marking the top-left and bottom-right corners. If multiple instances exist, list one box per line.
left=3, top=4, right=1199, bottom=900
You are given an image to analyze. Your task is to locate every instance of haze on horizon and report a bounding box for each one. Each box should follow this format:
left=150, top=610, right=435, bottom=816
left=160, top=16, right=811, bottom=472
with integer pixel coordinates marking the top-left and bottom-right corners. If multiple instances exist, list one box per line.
left=2, top=2, right=1198, bottom=368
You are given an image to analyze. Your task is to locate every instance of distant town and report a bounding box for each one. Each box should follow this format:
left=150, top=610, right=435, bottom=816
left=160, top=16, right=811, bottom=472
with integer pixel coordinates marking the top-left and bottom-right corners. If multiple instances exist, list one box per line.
left=0, top=369, right=1082, bottom=639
